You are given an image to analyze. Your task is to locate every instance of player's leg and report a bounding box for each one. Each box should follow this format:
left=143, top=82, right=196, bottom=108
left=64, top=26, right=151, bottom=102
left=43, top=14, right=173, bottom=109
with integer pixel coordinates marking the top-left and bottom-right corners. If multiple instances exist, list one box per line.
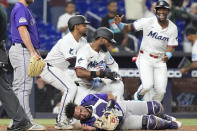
left=134, top=56, right=154, bottom=100
left=9, top=46, right=33, bottom=121
left=40, top=65, right=78, bottom=129
left=153, top=62, right=167, bottom=102
left=100, top=79, right=124, bottom=100
left=142, top=115, right=181, bottom=130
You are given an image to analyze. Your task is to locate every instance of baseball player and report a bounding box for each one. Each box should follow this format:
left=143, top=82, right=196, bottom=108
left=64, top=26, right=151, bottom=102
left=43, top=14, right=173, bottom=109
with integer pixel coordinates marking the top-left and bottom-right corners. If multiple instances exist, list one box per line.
left=9, top=0, right=45, bottom=130
left=114, top=0, right=178, bottom=102
left=65, top=93, right=181, bottom=130
left=180, top=26, right=197, bottom=74
left=74, top=27, right=124, bottom=105
left=40, top=15, right=90, bottom=129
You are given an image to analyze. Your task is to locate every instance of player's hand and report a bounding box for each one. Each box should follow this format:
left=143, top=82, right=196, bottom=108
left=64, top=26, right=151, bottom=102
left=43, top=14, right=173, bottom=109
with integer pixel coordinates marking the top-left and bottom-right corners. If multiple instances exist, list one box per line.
left=81, top=124, right=96, bottom=131
left=162, top=54, right=168, bottom=62
left=114, top=15, right=124, bottom=25
left=105, top=71, right=120, bottom=81
left=180, top=68, right=187, bottom=74
left=30, top=51, right=40, bottom=60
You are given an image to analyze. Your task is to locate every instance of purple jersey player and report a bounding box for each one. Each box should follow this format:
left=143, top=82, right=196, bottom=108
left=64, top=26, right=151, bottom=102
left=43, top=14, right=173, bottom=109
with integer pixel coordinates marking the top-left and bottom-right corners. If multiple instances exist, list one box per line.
left=66, top=93, right=181, bottom=130
left=9, top=0, right=45, bottom=130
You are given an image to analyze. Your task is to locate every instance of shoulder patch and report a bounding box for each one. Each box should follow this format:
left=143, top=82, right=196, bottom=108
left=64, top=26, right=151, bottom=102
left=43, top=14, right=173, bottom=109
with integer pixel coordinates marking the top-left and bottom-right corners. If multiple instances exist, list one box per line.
left=19, top=17, right=27, bottom=23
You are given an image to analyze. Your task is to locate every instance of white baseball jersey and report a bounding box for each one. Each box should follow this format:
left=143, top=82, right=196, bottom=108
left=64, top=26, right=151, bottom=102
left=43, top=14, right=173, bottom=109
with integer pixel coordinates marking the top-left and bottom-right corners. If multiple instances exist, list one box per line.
left=45, top=32, right=87, bottom=71
left=57, top=13, right=75, bottom=36
left=192, top=40, right=197, bottom=61
left=134, top=16, right=178, bottom=55
left=75, top=44, right=119, bottom=85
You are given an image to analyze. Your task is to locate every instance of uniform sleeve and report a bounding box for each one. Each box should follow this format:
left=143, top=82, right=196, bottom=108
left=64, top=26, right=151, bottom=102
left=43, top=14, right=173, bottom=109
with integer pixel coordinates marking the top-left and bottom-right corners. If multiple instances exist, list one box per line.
left=14, top=7, right=28, bottom=27
left=105, top=52, right=119, bottom=72
left=133, top=18, right=148, bottom=31
left=168, top=26, right=178, bottom=46
left=75, top=47, right=89, bottom=69
left=192, top=43, right=197, bottom=61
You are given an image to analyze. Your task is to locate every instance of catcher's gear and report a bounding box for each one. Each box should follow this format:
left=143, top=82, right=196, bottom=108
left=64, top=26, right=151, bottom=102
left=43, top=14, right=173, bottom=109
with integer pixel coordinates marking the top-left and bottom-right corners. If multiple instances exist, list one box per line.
left=68, top=15, right=90, bottom=31
left=27, top=55, right=45, bottom=77
left=93, top=110, right=119, bottom=130
left=94, top=27, right=116, bottom=44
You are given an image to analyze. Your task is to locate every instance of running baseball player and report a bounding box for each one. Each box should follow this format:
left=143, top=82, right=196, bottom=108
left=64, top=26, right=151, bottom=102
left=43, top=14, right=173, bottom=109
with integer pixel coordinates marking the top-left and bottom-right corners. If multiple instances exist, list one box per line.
left=114, top=0, right=178, bottom=102
left=65, top=93, right=181, bottom=130
left=39, top=15, right=90, bottom=129
left=74, top=27, right=124, bottom=105
left=180, top=26, right=197, bottom=74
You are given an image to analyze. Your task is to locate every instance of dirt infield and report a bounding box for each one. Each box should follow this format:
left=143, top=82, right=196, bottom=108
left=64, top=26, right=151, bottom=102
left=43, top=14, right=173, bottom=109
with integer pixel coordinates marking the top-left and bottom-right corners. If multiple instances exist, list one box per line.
left=0, top=125, right=197, bottom=131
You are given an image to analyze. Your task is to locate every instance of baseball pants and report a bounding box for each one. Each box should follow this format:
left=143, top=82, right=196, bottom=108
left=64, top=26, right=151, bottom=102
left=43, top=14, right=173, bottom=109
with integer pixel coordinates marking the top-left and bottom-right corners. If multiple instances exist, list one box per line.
left=9, top=44, right=34, bottom=121
left=40, top=64, right=78, bottom=123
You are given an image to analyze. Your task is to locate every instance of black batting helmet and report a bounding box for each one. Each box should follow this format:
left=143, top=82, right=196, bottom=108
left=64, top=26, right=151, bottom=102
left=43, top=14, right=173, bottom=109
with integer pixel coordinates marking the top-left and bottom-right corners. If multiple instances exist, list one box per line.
left=94, top=27, right=116, bottom=44
left=68, top=15, right=90, bottom=31
left=155, top=0, right=170, bottom=11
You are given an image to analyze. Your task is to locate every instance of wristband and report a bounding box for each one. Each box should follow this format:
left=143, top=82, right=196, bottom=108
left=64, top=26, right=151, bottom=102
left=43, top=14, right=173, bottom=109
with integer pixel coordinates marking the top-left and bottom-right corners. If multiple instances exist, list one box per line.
left=166, top=52, right=172, bottom=59
left=118, top=22, right=124, bottom=30
left=90, top=71, right=97, bottom=78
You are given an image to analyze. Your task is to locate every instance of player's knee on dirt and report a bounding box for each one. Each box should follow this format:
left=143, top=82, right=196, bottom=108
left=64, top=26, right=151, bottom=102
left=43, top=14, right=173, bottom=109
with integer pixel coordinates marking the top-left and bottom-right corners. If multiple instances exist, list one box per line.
left=147, top=101, right=164, bottom=116
left=142, top=115, right=177, bottom=130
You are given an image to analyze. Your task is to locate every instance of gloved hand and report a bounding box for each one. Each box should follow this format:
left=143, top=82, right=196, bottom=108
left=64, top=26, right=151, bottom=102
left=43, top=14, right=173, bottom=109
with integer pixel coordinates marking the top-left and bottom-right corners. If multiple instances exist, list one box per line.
left=100, top=71, right=121, bottom=81
left=91, top=78, right=103, bottom=88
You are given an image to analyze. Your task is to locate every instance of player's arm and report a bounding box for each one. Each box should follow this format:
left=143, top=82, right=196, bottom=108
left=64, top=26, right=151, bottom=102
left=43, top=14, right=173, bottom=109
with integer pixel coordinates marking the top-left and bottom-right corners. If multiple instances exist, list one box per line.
left=81, top=124, right=96, bottom=131
left=162, top=46, right=175, bottom=62
left=180, top=61, right=197, bottom=74
left=18, top=26, right=39, bottom=57
left=75, top=68, right=102, bottom=79
left=114, top=15, right=134, bottom=32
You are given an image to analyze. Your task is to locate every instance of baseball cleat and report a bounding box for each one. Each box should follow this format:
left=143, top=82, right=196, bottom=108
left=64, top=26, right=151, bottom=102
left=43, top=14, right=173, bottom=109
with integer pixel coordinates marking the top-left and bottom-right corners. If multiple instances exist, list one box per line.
left=162, top=114, right=176, bottom=121
left=169, top=120, right=182, bottom=129
left=28, top=122, right=45, bottom=130
left=54, top=122, right=73, bottom=130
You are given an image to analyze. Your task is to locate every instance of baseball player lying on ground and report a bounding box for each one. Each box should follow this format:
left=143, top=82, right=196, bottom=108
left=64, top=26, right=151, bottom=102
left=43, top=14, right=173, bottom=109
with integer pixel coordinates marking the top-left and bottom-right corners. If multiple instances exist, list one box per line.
left=74, top=27, right=124, bottom=104
left=65, top=93, right=181, bottom=130
left=114, top=0, right=178, bottom=102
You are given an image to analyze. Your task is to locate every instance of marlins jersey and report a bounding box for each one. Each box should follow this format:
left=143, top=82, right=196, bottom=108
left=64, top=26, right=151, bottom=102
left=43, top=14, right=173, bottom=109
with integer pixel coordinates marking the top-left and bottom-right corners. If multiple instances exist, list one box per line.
left=134, top=16, right=178, bottom=54
left=45, top=32, right=87, bottom=70
left=75, top=44, right=119, bottom=85
left=192, top=40, right=197, bottom=61
left=80, top=94, right=123, bottom=128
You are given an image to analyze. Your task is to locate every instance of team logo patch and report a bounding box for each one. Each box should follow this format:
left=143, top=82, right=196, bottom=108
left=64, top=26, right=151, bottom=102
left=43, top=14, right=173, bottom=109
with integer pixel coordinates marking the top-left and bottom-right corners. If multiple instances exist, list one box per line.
left=19, top=17, right=27, bottom=23
left=30, top=19, right=36, bottom=25
left=78, top=58, right=84, bottom=64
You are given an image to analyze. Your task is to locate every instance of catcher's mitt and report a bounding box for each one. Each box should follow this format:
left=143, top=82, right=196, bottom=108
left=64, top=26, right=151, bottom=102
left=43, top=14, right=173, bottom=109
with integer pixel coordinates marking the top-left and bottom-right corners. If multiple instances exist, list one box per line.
left=27, top=55, right=46, bottom=77
left=93, top=110, right=119, bottom=130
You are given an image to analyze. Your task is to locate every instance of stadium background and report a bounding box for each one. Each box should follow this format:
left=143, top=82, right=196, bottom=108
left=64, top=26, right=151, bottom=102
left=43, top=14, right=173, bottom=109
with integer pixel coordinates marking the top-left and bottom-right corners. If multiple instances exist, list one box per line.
left=0, top=0, right=197, bottom=130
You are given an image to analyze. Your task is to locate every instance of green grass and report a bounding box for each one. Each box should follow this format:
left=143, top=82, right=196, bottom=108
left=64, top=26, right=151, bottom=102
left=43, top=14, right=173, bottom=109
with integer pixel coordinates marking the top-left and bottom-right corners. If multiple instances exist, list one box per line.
left=0, top=118, right=197, bottom=126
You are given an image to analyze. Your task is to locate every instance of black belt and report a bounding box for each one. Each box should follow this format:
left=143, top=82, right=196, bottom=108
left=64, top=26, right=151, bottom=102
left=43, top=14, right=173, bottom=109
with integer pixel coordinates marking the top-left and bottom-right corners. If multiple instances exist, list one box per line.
left=0, top=62, right=8, bottom=68
left=13, top=43, right=26, bottom=48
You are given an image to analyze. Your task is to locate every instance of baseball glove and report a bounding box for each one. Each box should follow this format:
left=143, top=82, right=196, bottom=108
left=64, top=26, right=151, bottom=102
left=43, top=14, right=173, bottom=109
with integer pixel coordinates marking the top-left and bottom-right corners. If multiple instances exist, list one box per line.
left=27, top=55, right=46, bottom=77
left=93, top=110, right=119, bottom=130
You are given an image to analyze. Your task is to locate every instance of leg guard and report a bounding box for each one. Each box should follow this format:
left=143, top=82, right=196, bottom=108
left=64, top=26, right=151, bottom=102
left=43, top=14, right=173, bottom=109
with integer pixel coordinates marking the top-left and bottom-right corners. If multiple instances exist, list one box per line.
left=142, top=115, right=179, bottom=130
left=147, top=101, right=164, bottom=116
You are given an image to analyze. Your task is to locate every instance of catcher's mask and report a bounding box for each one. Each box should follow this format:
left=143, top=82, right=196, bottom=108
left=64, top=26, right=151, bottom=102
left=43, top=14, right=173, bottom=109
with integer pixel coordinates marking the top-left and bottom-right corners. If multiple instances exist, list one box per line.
left=154, top=0, right=170, bottom=21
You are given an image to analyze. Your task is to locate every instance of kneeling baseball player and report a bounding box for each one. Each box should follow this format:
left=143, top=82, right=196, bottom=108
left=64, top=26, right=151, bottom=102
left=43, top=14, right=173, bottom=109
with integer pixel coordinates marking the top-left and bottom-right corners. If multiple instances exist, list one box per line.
left=74, top=27, right=124, bottom=104
left=66, top=93, right=181, bottom=130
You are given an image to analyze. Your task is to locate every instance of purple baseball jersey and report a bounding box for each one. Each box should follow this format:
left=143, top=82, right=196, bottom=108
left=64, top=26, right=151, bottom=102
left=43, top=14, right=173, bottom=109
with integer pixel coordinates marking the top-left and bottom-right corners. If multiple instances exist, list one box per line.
left=80, top=94, right=124, bottom=129
left=10, top=2, right=40, bottom=49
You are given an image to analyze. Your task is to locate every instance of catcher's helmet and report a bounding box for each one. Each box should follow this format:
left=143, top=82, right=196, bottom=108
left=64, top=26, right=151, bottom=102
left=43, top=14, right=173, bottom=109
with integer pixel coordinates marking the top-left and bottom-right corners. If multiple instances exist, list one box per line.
left=94, top=27, right=116, bottom=44
left=155, top=0, right=170, bottom=11
left=68, top=15, right=90, bottom=31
